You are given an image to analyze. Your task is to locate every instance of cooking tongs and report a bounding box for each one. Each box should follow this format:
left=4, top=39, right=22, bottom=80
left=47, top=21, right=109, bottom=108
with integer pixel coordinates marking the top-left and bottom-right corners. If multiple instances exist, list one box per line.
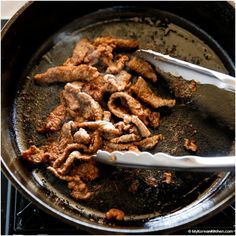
left=94, top=50, right=235, bottom=171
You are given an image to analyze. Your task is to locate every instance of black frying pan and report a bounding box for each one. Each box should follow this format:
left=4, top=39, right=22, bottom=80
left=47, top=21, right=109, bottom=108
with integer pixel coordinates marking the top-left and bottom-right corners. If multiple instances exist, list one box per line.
left=1, top=2, right=235, bottom=234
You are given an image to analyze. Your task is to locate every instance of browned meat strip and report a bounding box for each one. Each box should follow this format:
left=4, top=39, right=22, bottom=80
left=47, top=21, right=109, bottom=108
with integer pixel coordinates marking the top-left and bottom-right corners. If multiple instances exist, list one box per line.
left=162, top=172, right=173, bottom=184
left=53, top=143, right=88, bottom=168
left=48, top=167, right=93, bottom=200
left=75, top=120, right=120, bottom=135
left=103, top=111, right=111, bottom=122
left=106, top=55, right=129, bottom=74
left=184, top=139, right=198, bottom=152
left=73, top=128, right=91, bottom=145
left=87, top=131, right=103, bottom=153
left=108, top=92, right=149, bottom=122
left=94, top=36, right=138, bottom=50
left=38, top=104, right=66, bottom=133
left=104, top=70, right=132, bottom=93
left=58, top=121, right=74, bottom=148
left=61, top=84, right=103, bottom=120
left=108, top=92, right=159, bottom=127
left=22, top=146, right=49, bottom=164
left=105, top=208, right=125, bottom=221
left=70, top=161, right=99, bottom=182
left=64, top=38, right=95, bottom=66
left=110, top=133, right=140, bottom=143
left=68, top=180, right=92, bottom=200
left=81, top=76, right=108, bottom=102
left=114, top=121, right=132, bottom=133
left=103, top=142, right=133, bottom=151
left=128, top=57, right=157, bottom=82
left=57, top=151, right=92, bottom=175
left=136, top=134, right=163, bottom=150
left=130, top=77, right=176, bottom=108
left=34, top=65, right=99, bottom=84
left=130, top=115, right=151, bottom=138
left=128, top=145, right=140, bottom=153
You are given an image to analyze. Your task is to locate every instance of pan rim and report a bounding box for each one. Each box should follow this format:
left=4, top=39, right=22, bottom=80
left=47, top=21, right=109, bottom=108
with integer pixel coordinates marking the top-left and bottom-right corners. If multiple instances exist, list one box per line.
left=1, top=2, right=235, bottom=234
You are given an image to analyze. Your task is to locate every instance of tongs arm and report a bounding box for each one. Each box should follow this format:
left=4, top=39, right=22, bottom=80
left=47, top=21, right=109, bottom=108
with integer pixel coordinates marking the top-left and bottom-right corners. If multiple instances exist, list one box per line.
left=94, top=151, right=235, bottom=172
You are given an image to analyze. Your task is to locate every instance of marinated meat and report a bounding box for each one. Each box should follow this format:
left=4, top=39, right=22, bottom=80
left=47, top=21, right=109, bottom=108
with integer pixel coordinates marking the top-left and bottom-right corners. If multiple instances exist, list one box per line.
left=73, top=128, right=91, bottom=145
left=130, top=115, right=151, bottom=138
left=70, top=161, right=99, bottom=182
left=130, top=77, right=176, bottom=108
left=105, top=208, right=125, bottom=221
left=64, top=38, right=95, bottom=66
left=110, top=133, right=140, bottom=143
left=61, top=85, right=103, bottom=121
left=104, top=70, right=132, bottom=93
left=85, top=43, right=114, bottom=66
left=87, top=131, right=103, bottom=153
left=137, top=134, right=163, bottom=150
left=38, top=104, right=66, bottom=133
left=108, top=92, right=149, bottom=122
left=106, top=54, right=129, bottom=74
left=52, top=143, right=88, bottom=168
left=184, top=139, right=198, bottom=152
left=81, top=71, right=131, bottom=102
left=59, top=121, right=74, bottom=148
left=162, top=172, right=173, bottom=184
left=68, top=180, right=92, bottom=200
left=94, top=36, right=138, bottom=50
left=75, top=120, right=120, bottom=135
left=22, top=145, right=49, bottom=164
left=34, top=65, right=99, bottom=84
left=108, top=92, right=160, bottom=127
left=103, top=111, right=111, bottom=122
left=81, top=76, right=108, bottom=102
left=22, top=36, right=179, bottom=208
left=128, top=57, right=157, bottom=82
left=57, top=151, right=92, bottom=175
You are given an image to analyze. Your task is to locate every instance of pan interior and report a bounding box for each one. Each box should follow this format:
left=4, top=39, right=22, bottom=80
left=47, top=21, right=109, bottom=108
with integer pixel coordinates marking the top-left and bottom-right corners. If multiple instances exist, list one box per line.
left=13, top=11, right=234, bottom=223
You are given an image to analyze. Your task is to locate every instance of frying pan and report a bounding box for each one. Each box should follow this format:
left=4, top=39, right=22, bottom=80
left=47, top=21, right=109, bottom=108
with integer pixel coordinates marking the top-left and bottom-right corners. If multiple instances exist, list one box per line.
left=1, top=2, right=235, bottom=234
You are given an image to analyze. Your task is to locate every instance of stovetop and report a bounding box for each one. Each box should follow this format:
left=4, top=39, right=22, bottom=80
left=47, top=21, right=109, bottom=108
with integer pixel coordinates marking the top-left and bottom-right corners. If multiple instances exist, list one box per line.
left=1, top=172, right=235, bottom=235
left=1, top=18, right=235, bottom=235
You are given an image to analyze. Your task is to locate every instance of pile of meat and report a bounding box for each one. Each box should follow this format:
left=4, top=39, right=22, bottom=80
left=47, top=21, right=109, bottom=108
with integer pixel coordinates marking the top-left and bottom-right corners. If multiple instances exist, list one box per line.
left=22, top=36, right=177, bottom=209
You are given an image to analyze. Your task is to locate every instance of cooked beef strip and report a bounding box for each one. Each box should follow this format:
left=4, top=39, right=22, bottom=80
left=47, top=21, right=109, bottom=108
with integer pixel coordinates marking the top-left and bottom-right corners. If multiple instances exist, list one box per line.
left=75, top=120, right=120, bottom=135
left=137, top=134, right=163, bottom=150
left=34, top=65, right=100, bottom=84
left=73, top=128, right=91, bottom=145
left=184, top=138, right=198, bottom=152
left=110, top=133, right=141, bottom=143
left=22, top=145, right=49, bottom=164
left=130, top=77, right=176, bottom=108
left=70, top=160, right=99, bottom=182
left=61, top=85, right=103, bottom=120
left=57, top=151, right=92, bottom=175
left=106, top=54, right=129, bottom=74
left=64, top=38, right=95, bottom=66
left=38, top=104, right=66, bottom=133
left=105, top=208, right=125, bottom=221
left=103, top=111, right=111, bottom=122
left=108, top=92, right=160, bottom=128
left=94, top=36, right=138, bottom=50
left=128, top=56, right=157, bottom=82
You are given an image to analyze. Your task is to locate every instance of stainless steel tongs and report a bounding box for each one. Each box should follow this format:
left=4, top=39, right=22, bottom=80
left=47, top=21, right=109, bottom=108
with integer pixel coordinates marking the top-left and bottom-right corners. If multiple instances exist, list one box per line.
left=94, top=50, right=235, bottom=171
